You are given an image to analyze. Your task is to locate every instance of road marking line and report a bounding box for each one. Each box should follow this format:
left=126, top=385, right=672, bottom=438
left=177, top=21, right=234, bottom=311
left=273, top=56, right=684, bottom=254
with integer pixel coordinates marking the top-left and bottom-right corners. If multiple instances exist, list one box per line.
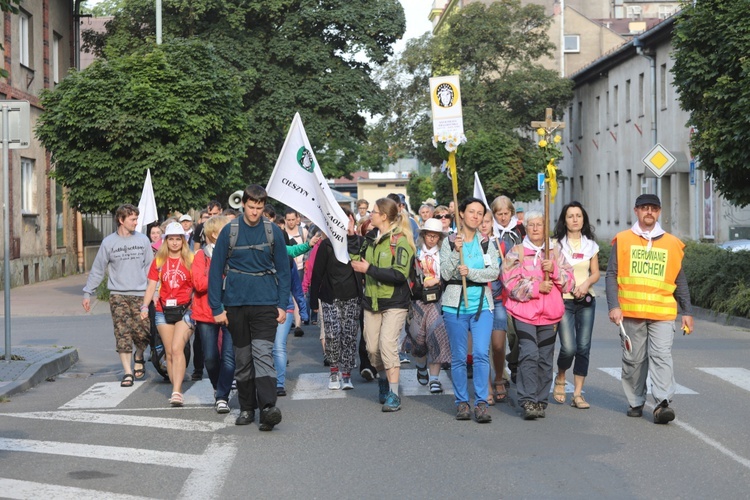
left=0, top=437, right=201, bottom=468
left=671, top=418, right=750, bottom=471
left=697, top=367, right=750, bottom=393
left=0, top=410, right=227, bottom=432
left=59, top=382, right=138, bottom=409
left=399, top=369, right=454, bottom=396
left=0, top=478, right=149, bottom=500
left=290, top=373, right=347, bottom=400
left=180, top=435, right=238, bottom=498
left=598, top=367, right=698, bottom=394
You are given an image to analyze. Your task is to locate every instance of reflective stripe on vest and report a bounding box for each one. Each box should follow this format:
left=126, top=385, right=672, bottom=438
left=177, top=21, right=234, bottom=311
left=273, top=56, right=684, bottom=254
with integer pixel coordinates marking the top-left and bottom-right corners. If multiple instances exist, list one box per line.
left=615, top=230, right=684, bottom=321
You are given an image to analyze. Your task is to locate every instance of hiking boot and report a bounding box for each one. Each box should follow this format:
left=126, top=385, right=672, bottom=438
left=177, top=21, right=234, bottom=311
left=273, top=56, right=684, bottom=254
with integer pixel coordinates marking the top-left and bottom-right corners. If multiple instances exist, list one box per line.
left=328, top=372, right=342, bottom=390
left=535, top=402, right=546, bottom=418
left=235, top=410, right=255, bottom=425
left=456, top=402, right=471, bottom=420
left=360, top=368, right=375, bottom=382
left=653, top=400, right=675, bottom=424
left=521, top=402, right=538, bottom=420
left=378, top=378, right=389, bottom=404
left=382, top=391, right=401, bottom=412
left=627, top=405, right=644, bottom=418
left=259, top=406, right=282, bottom=431
left=474, top=402, right=492, bottom=423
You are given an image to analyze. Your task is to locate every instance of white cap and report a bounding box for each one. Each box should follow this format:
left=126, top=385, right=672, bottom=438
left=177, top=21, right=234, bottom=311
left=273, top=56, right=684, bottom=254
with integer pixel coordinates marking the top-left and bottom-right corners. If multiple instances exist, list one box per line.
left=178, top=214, right=193, bottom=222
left=163, top=222, right=185, bottom=238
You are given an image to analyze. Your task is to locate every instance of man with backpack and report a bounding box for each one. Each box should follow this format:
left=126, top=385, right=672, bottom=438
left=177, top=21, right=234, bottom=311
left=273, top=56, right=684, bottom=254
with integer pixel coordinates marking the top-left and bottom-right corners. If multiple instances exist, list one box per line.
left=208, top=185, right=291, bottom=431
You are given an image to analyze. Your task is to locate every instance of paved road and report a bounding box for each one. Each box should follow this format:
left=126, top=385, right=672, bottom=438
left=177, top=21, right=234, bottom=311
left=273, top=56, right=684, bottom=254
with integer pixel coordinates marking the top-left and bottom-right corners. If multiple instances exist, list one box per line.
left=2, top=282, right=750, bottom=498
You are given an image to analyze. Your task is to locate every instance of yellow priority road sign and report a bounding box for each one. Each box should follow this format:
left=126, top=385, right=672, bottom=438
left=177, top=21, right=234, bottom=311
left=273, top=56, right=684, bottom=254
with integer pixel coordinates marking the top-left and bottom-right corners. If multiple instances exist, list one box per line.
left=642, top=143, right=676, bottom=178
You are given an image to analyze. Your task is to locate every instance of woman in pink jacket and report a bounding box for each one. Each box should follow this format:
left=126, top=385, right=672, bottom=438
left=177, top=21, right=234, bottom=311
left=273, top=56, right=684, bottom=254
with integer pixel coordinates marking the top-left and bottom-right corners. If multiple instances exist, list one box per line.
left=502, top=211, right=574, bottom=420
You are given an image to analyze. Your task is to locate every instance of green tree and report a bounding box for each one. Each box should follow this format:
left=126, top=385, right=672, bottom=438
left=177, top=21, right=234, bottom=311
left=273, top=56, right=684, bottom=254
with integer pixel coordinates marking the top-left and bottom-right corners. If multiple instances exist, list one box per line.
left=407, top=173, right=435, bottom=208
left=79, top=0, right=405, bottom=183
left=36, top=40, right=248, bottom=214
left=672, top=1, right=750, bottom=207
left=372, top=0, right=572, bottom=202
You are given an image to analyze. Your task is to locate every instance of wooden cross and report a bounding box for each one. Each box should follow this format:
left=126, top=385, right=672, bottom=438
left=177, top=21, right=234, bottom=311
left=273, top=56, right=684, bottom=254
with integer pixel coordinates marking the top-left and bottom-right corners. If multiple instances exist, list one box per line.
left=530, top=108, right=565, bottom=274
left=531, top=107, right=565, bottom=135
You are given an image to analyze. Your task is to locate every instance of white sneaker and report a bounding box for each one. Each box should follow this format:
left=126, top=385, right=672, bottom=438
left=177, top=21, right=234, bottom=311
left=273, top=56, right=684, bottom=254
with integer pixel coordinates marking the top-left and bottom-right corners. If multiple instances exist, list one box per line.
left=328, top=372, right=342, bottom=390
left=341, top=376, right=354, bottom=390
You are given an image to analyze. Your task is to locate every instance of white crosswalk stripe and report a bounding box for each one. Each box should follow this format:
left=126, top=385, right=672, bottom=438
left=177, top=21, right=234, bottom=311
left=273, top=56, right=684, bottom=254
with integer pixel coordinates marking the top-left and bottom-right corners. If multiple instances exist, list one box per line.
left=59, top=382, right=138, bottom=409
left=697, top=367, right=750, bottom=393
left=598, top=367, right=699, bottom=394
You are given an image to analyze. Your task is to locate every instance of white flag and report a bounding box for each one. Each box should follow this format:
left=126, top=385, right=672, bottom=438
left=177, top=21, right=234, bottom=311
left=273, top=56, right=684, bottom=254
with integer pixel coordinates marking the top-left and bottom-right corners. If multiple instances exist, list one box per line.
left=266, top=113, right=350, bottom=263
left=473, top=171, right=489, bottom=209
left=136, top=169, right=158, bottom=233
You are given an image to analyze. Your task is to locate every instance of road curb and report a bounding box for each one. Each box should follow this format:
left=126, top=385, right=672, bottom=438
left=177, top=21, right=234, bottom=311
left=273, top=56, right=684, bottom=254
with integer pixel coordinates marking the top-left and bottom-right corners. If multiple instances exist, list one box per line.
left=0, top=348, right=79, bottom=399
left=692, top=306, right=750, bottom=330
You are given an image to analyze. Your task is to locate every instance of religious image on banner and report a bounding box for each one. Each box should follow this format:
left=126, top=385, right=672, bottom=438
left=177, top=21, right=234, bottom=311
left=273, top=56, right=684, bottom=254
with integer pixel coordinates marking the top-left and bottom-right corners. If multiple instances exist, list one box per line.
left=266, top=113, right=350, bottom=263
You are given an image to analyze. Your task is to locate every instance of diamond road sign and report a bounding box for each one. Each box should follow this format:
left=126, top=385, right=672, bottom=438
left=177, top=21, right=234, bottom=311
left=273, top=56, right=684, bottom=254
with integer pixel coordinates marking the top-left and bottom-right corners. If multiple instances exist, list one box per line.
left=642, top=143, right=676, bottom=178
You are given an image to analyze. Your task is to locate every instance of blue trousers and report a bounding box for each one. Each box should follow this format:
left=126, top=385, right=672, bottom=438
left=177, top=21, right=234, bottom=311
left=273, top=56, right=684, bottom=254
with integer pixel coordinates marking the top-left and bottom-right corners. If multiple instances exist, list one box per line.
left=443, top=310, right=493, bottom=406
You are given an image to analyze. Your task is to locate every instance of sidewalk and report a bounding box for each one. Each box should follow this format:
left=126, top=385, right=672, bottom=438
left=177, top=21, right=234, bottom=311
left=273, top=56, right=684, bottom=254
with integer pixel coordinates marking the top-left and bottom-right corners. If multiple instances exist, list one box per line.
left=0, top=273, right=106, bottom=398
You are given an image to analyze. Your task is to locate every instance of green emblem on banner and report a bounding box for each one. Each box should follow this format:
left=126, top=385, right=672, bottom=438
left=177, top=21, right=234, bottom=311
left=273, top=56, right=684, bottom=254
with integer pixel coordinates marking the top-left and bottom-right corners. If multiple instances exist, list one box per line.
left=297, top=147, right=315, bottom=172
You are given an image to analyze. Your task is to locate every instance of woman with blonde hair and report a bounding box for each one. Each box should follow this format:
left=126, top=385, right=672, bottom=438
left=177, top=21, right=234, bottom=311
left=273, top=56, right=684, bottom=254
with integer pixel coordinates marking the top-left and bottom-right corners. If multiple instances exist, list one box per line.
left=348, top=197, right=415, bottom=412
left=191, top=215, right=234, bottom=414
left=140, top=222, right=195, bottom=407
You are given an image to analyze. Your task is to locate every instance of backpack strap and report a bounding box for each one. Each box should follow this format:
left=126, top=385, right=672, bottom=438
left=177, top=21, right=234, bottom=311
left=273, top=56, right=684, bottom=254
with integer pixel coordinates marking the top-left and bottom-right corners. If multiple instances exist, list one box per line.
left=223, top=217, right=277, bottom=279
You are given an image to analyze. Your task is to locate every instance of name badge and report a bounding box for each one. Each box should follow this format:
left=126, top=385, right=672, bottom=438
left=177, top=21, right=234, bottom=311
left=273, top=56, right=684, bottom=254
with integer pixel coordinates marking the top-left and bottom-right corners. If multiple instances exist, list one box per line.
left=483, top=254, right=492, bottom=267
left=166, top=299, right=177, bottom=307
left=572, top=253, right=584, bottom=259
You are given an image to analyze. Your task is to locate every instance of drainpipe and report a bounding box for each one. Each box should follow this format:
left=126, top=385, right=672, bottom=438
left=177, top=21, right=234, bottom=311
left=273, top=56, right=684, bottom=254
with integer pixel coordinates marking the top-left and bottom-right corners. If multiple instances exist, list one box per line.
left=560, top=0, right=565, bottom=77
left=633, top=36, right=659, bottom=198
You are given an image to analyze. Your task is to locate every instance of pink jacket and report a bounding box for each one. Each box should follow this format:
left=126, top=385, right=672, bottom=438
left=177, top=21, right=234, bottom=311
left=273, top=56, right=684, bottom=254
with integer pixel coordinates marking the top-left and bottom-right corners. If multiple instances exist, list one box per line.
left=501, top=243, right=574, bottom=326
left=302, top=241, right=322, bottom=294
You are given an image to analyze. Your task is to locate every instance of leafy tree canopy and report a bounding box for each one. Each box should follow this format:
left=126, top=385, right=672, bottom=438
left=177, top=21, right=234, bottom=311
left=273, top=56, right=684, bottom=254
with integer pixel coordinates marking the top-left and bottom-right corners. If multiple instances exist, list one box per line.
left=371, top=0, right=572, bottom=203
left=37, top=40, right=248, bottom=214
left=672, top=0, right=750, bottom=207
left=78, top=0, right=406, bottom=187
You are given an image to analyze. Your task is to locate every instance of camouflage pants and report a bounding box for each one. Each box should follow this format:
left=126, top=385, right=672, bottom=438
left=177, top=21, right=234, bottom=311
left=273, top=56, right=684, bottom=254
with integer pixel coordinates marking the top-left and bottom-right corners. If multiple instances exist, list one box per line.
left=109, top=294, right=150, bottom=353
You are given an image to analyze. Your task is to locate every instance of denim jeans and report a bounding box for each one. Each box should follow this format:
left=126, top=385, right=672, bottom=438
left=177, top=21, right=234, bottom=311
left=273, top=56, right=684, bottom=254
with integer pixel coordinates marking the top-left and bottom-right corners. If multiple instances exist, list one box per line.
left=195, top=321, right=235, bottom=401
left=273, top=312, right=294, bottom=388
left=443, top=309, right=493, bottom=406
left=557, top=298, right=596, bottom=377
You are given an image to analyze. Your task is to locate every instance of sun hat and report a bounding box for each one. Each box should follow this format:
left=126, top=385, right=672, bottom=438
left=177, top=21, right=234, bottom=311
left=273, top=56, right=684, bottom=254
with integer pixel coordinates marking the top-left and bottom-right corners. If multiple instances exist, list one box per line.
left=163, top=221, right=186, bottom=239
left=178, top=214, right=193, bottom=222
left=420, top=218, right=448, bottom=235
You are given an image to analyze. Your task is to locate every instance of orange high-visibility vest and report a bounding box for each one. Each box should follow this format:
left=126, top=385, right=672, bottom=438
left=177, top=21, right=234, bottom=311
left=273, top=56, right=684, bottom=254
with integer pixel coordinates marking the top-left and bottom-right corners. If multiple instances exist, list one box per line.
left=614, top=230, right=684, bottom=321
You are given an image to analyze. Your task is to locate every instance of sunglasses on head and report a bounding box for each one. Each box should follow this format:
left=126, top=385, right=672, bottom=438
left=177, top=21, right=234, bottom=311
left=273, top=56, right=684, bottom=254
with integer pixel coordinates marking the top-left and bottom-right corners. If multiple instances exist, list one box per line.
left=434, top=214, right=451, bottom=220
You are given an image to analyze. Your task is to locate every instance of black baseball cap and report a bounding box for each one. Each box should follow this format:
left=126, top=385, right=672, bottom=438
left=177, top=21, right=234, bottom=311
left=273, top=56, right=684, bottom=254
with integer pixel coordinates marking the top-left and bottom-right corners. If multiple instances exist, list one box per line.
left=634, top=194, right=661, bottom=208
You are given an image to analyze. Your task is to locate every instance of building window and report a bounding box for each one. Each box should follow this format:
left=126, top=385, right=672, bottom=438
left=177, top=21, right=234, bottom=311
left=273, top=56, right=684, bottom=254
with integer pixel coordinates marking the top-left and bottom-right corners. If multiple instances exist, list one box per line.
left=564, top=35, right=580, bottom=53
left=638, top=73, right=645, bottom=117
left=19, top=10, right=32, bottom=67
left=625, top=79, right=631, bottom=122
left=658, top=5, right=678, bottom=19
left=53, top=33, right=62, bottom=84
left=21, top=158, right=35, bottom=214
left=595, top=96, right=601, bottom=134
left=568, top=104, right=574, bottom=142
left=627, top=6, right=642, bottom=19
left=56, top=182, right=65, bottom=247
left=577, top=101, right=583, bottom=138
left=613, top=85, right=619, bottom=126
left=606, top=91, right=610, bottom=130
left=660, top=63, right=668, bottom=110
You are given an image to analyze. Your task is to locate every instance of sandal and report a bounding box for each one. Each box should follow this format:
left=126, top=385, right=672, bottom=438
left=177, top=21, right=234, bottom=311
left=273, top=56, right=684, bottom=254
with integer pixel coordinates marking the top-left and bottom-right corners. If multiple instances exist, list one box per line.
left=553, top=380, right=566, bottom=404
left=133, top=358, right=146, bottom=379
left=571, top=394, right=590, bottom=409
left=169, top=392, right=184, bottom=407
left=429, top=379, right=443, bottom=394
left=416, top=365, right=429, bottom=386
left=120, top=373, right=134, bottom=387
left=494, top=381, right=508, bottom=403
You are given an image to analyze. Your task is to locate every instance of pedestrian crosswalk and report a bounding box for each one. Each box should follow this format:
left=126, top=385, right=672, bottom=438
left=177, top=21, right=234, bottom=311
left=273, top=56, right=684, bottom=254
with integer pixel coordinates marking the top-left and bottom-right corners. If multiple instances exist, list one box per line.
left=2, top=365, right=750, bottom=498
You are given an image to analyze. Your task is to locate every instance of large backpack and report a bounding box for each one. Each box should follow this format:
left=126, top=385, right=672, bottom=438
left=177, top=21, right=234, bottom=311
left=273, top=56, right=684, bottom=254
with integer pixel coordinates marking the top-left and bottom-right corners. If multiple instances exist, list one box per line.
left=223, top=217, right=276, bottom=280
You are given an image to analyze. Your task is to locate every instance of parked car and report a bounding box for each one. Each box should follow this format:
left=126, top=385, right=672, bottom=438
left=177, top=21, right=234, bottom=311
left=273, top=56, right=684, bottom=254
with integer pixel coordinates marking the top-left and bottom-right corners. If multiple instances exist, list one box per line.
left=718, top=239, right=750, bottom=252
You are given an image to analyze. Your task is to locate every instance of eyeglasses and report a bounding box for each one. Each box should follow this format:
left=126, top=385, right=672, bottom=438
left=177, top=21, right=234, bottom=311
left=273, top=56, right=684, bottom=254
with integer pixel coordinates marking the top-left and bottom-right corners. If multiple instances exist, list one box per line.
left=434, top=214, right=451, bottom=220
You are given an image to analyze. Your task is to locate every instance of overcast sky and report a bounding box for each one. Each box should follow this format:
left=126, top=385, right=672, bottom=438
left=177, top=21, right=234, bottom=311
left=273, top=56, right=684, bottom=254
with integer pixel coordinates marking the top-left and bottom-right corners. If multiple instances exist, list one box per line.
left=395, top=0, right=433, bottom=53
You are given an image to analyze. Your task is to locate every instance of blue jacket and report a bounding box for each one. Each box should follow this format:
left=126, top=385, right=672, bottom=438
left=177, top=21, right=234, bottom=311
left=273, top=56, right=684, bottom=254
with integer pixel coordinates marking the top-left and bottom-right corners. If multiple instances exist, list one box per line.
left=208, top=217, right=291, bottom=314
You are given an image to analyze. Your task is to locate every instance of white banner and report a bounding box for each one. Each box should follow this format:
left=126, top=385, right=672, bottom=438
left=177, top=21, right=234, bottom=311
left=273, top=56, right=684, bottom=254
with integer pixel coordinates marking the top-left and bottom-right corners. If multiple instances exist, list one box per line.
left=473, top=171, right=489, bottom=209
left=266, top=113, right=350, bottom=263
left=136, top=168, right=158, bottom=233
left=429, top=75, right=464, bottom=138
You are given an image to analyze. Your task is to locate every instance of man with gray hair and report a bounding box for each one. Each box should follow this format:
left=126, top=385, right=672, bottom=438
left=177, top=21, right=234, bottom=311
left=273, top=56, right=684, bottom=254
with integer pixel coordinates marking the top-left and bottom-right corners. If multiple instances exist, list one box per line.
left=418, top=204, right=435, bottom=227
